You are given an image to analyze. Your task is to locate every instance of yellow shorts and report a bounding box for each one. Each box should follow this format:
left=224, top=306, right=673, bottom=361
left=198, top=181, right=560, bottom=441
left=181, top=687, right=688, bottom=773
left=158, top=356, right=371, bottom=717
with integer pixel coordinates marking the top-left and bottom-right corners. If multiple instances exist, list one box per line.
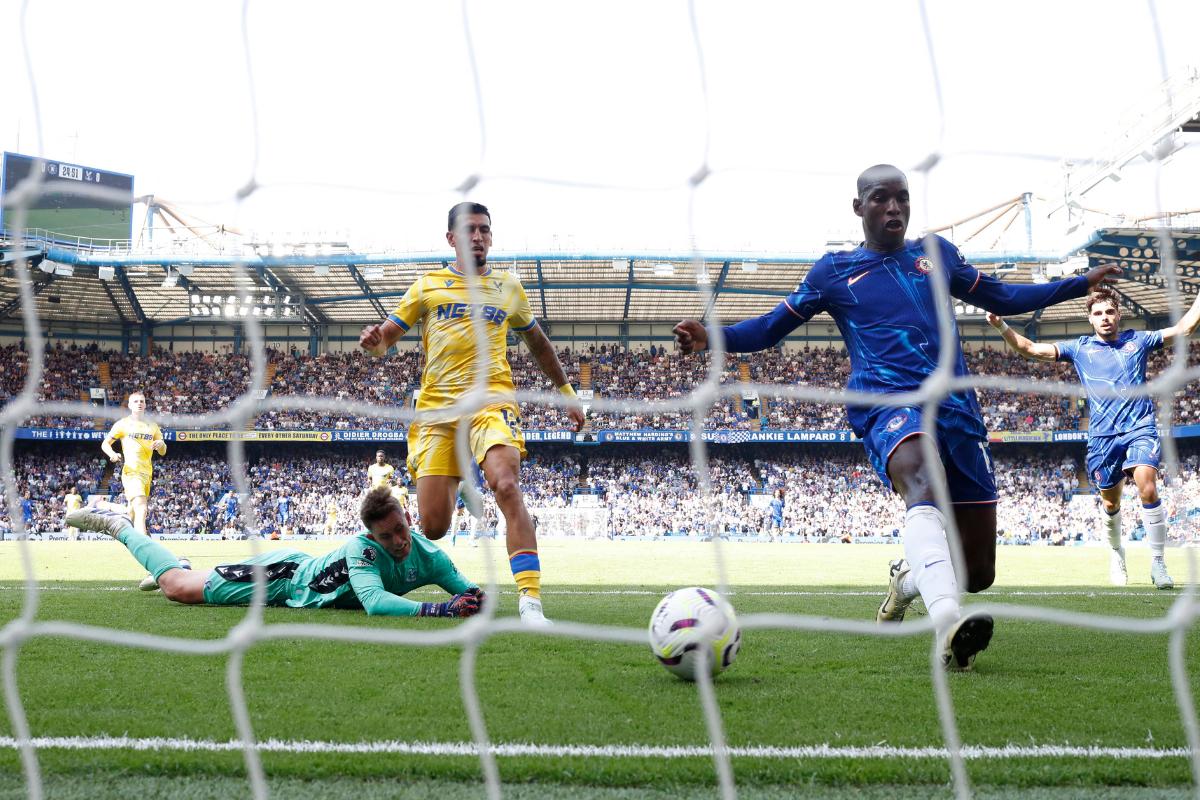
left=406, top=403, right=527, bottom=481
left=121, top=468, right=152, bottom=500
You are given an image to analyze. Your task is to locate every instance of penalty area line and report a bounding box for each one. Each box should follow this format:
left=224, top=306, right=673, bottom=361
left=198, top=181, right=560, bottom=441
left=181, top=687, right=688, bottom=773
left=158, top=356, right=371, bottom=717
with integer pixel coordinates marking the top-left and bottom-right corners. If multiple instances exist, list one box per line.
left=0, top=736, right=1191, bottom=760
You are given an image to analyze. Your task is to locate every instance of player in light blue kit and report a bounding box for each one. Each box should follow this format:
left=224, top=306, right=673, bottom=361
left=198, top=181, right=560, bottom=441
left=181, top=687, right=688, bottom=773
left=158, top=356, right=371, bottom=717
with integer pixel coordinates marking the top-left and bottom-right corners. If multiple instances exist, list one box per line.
left=67, top=486, right=484, bottom=618
left=989, top=284, right=1200, bottom=588
left=674, top=164, right=1119, bottom=669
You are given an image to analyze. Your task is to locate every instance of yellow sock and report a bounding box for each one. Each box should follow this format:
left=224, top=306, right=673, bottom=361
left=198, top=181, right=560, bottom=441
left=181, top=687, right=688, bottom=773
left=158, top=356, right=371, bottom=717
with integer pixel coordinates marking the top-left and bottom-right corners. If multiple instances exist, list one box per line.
left=509, top=549, right=541, bottom=600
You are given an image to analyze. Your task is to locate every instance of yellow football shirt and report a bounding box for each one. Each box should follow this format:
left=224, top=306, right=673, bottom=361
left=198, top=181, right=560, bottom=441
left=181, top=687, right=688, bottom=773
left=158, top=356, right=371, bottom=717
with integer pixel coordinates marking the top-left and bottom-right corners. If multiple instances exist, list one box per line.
left=64, top=492, right=83, bottom=512
left=367, top=462, right=396, bottom=489
left=390, top=485, right=409, bottom=508
left=106, top=416, right=163, bottom=477
left=387, top=265, right=536, bottom=412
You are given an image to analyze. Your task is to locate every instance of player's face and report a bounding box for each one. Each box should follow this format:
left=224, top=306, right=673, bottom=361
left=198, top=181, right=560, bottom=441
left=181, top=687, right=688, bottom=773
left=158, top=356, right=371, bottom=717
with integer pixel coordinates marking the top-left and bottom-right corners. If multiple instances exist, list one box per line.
left=854, top=179, right=910, bottom=251
left=446, top=213, right=492, bottom=270
left=376, top=452, right=385, bottom=464
left=368, top=509, right=412, bottom=561
left=1088, top=300, right=1120, bottom=338
left=128, top=394, right=146, bottom=414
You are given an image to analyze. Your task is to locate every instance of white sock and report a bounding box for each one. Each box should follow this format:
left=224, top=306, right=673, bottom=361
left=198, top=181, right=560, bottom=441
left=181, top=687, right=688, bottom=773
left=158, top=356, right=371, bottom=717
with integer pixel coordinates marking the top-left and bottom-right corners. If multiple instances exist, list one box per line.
left=1102, top=508, right=1122, bottom=550
left=900, top=571, right=918, bottom=600
left=903, top=505, right=960, bottom=633
left=1140, top=501, right=1167, bottom=560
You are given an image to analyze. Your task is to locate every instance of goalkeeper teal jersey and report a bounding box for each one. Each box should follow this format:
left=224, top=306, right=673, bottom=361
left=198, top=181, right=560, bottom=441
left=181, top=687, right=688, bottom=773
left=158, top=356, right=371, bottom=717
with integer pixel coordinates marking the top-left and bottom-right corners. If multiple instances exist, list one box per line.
left=202, top=532, right=475, bottom=616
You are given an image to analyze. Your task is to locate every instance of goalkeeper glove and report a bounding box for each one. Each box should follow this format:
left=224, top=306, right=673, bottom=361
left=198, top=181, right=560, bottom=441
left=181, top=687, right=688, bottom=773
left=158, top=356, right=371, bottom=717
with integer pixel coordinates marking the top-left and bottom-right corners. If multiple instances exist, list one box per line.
left=420, top=587, right=484, bottom=618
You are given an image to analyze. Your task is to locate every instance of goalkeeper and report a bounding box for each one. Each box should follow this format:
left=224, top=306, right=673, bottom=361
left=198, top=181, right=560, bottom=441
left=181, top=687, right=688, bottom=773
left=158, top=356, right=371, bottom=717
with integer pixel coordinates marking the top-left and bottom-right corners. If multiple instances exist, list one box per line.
left=66, top=486, right=484, bottom=619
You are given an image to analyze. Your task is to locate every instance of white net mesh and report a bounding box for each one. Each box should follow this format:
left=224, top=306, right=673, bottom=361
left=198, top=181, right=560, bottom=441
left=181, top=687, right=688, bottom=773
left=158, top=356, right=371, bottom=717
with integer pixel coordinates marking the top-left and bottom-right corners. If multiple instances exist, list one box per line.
left=3, top=3, right=1200, bottom=800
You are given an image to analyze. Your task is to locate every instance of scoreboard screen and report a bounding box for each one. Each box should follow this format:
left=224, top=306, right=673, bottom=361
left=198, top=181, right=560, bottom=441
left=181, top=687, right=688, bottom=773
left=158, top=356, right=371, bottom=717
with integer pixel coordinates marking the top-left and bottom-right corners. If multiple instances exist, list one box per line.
left=1, top=152, right=134, bottom=243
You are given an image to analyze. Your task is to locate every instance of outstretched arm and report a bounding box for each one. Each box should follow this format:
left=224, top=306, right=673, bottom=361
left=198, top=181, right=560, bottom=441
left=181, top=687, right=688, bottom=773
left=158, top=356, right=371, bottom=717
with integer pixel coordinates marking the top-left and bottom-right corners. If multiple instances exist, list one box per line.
left=518, top=323, right=585, bottom=431
left=674, top=302, right=808, bottom=354
left=1159, top=290, right=1200, bottom=344
left=955, top=260, right=1121, bottom=317
left=986, top=313, right=1058, bottom=362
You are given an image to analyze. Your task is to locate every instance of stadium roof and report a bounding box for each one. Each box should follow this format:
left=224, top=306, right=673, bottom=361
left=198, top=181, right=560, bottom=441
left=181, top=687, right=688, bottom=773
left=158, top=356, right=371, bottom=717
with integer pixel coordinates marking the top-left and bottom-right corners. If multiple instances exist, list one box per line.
left=1, top=228, right=1197, bottom=330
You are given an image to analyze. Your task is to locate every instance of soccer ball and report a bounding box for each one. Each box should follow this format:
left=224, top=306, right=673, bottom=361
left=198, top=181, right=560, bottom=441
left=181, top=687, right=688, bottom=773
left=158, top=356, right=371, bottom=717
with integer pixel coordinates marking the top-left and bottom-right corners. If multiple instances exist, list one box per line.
left=648, top=587, right=741, bottom=681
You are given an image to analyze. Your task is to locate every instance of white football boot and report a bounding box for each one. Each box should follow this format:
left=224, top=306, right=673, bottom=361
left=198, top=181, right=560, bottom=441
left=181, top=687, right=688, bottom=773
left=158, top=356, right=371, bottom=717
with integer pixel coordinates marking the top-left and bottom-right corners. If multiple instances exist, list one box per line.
left=518, top=594, right=553, bottom=626
left=1109, top=546, right=1128, bottom=587
left=65, top=507, right=132, bottom=538
left=1150, top=559, right=1175, bottom=590
left=876, top=558, right=914, bottom=623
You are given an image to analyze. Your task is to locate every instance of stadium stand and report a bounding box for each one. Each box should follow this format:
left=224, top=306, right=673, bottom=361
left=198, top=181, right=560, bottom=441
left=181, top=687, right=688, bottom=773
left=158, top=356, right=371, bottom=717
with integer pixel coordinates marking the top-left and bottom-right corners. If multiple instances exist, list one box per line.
left=4, top=340, right=1195, bottom=431
left=5, top=441, right=1199, bottom=544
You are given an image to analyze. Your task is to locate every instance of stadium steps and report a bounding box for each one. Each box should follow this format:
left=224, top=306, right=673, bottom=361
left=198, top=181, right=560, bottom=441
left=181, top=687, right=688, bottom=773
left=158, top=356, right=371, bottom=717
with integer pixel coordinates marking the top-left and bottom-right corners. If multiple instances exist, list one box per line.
left=579, top=360, right=592, bottom=390
left=94, top=360, right=114, bottom=430
left=244, top=361, right=279, bottom=430
left=737, top=361, right=751, bottom=382
left=99, top=458, right=116, bottom=496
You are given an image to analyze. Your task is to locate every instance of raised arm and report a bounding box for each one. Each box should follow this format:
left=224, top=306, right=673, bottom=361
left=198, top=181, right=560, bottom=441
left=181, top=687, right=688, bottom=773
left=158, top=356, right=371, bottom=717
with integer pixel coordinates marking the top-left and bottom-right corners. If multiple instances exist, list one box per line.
left=986, top=313, right=1058, bottom=362
left=1159, top=289, right=1200, bottom=344
left=517, top=323, right=585, bottom=432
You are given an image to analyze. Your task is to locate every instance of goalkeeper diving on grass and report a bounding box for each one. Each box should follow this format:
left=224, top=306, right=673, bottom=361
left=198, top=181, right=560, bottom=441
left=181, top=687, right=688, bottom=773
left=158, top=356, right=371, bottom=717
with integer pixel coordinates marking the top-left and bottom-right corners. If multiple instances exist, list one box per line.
left=66, top=486, right=484, bottom=618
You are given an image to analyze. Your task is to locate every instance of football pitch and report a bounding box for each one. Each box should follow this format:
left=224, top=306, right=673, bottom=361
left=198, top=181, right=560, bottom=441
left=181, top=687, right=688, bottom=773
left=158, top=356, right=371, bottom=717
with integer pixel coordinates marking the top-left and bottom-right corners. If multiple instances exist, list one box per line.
left=1, top=539, right=1199, bottom=799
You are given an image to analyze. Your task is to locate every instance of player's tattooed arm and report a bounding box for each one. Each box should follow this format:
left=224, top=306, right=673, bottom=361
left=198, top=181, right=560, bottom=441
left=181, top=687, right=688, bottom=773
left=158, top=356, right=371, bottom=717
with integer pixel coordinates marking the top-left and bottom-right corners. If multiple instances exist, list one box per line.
left=518, top=324, right=585, bottom=431
left=986, top=313, right=1058, bottom=362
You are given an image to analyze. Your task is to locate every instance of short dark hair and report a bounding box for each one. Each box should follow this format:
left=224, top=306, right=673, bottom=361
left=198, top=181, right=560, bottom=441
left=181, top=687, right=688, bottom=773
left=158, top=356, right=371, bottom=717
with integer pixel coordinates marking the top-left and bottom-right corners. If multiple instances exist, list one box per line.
left=448, top=202, right=490, bottom=232
left=1086, top=286, right=1120, bottom=314
left=127, top=390, right=146, bottom=404
left=360, top=485, right=401, bottom=531
left=856, top=164, right=907, bottom=200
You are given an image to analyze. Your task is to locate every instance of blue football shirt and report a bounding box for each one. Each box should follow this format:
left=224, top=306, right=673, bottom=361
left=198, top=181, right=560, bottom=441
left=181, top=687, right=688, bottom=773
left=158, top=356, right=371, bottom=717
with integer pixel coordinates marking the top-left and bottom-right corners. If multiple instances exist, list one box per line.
left=1055, top=328, right=1162, bottom=437
left=770, top=234, right=1088, bottom=431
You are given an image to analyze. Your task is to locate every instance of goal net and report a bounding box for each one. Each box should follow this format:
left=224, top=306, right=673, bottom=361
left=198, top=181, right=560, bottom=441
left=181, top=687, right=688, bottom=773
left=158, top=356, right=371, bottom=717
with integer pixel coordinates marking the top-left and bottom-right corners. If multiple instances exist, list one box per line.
left=3, top=3, right=1200, bottom=800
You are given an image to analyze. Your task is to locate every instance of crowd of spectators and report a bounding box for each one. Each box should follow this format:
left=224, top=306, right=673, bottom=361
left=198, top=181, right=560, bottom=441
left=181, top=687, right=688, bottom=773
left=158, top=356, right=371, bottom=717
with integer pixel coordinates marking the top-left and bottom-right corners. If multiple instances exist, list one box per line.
left=3, top=339, right=1199, bottom=435
left=7, top=443, right=1198, bottom=549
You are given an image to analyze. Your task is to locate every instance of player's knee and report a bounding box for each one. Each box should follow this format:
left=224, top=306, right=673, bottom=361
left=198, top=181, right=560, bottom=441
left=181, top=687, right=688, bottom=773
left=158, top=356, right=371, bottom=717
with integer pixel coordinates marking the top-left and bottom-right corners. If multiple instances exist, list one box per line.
left=422, top=519, right=450, bottom=539
left=489, top=475, right=521, bottom=506
left=1101, top=498, right=1121, bottom=515
left=158, top=571, right=194, bottom=604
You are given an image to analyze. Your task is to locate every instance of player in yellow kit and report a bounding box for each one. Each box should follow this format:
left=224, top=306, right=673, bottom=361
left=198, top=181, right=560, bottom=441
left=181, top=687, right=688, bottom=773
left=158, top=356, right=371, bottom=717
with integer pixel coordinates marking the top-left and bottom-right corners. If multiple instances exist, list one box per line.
left=101, top=391, right=165, bottom=536
left=323, top=500, right=339, bottom=536
left=367, top=450, right=396, bottom=489
left=359, top=202, right=584, bottom=625
left=63, top=485, right=84, bottom=540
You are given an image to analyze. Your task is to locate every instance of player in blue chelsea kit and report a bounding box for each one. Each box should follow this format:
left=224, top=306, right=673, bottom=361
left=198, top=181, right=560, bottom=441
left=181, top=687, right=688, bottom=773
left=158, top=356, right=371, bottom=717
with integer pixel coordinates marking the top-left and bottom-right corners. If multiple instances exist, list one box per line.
left=674, top=164, right=1119, bottom=669
left=989, top=285, right=1200, bottom=588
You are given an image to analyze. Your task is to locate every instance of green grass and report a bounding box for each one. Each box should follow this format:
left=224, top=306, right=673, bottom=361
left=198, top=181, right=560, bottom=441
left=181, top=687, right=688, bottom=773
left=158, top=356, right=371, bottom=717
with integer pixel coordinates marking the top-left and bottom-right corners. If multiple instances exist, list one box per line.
left=2, top=541, right=1200, bottom=798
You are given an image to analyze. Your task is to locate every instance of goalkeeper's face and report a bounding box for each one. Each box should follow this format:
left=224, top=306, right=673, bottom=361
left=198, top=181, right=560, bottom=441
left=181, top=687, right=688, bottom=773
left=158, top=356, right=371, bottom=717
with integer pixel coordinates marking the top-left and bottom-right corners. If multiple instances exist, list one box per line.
left=367, top=508, right=412, bottom=561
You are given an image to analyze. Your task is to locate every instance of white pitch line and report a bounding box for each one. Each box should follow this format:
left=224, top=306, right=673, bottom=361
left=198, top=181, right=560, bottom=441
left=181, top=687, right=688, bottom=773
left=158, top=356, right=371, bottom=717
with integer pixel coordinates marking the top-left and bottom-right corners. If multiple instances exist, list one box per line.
left=0, top=587, right=1172, bottom=598
left=0, top=736, right=1190, bottom=760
